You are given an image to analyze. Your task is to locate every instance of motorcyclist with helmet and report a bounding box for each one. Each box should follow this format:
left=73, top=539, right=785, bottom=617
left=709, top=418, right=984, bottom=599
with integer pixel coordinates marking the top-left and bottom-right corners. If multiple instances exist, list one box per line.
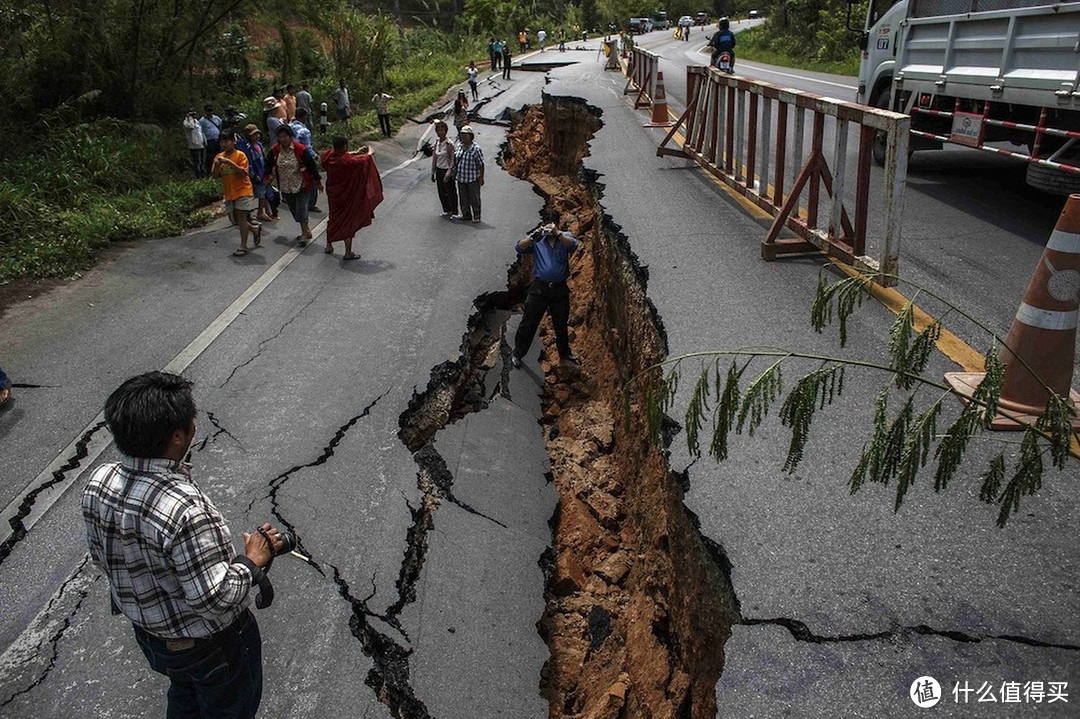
left=709, top=17, right=736, bottom=72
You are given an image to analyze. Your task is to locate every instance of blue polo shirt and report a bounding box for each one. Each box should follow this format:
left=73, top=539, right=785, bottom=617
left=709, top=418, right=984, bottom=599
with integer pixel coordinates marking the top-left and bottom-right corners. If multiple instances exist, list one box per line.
left=518, top=231, right=578, bottom=282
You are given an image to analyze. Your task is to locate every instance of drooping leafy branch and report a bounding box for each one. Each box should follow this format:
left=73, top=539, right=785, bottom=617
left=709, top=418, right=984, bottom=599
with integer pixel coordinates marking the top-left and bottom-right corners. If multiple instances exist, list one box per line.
left=632, top=269, right=1078, bottom=527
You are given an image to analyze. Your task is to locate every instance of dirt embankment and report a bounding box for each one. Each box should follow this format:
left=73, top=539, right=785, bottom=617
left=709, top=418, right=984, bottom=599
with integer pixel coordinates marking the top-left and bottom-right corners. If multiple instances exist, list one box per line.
left=502, top=98, right=740, bottom=719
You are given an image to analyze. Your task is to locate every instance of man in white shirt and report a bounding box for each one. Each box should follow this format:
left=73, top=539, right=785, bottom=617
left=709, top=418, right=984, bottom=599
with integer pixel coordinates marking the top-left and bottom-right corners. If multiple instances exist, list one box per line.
left=537, top=29, right=547, bottom=51
left=333, top=80, right=350, bottom=122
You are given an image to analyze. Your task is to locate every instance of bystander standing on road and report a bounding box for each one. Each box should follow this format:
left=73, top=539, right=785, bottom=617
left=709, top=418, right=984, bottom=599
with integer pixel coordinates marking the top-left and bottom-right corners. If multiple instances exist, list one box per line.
left=296, top=83, right=313, bottom=128
left=537, top=29, right=547, bottom=51
left=488, top=38, right=498, bottom=71
left=290, top=109, right=322, bottom=213
left=372, top=89, right=394, bottom=137
left=511, top=221, right=580, bottom=367
left=319, top=101, right=329, bottom=135
left=492, top=38, right=504, bottom=70
left=182, top=110, right=206, bottom=178
left=333, top=80, right=350, bottom=122
left=283, top=84, right=297, bottom=121
left=452, top=90, right=469, bottom=135
left=319, top=136, right=383, bottom=260
left=83, top=371, right=288, bottom=719
left=467, top=62, right=479, bottom=101
left=453, top=125, right=484, bottom=223
left=212, top=134, right=262, bottom=256
left=430, top=120, right=458, bottom=218
left=502, top=42, right=513, bottom=79
left=0, top=366, right=11, bottom=407
left=237, top=125, right=275, bottom=222
left=519, top=29, right=527, bottom=53
left=264, top=96, right=285, bottom=136
left=559, top=34, right=567, bottom=51
left=199, top=105, right=222, bottom=176
left=267, top=124, right=322, bottom=247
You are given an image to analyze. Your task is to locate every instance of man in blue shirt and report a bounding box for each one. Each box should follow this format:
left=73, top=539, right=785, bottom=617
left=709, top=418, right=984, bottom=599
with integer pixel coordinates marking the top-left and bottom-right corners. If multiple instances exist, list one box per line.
left=198, top=105, right=222, bottom=176
left=512, top=222, right=580, bottom=367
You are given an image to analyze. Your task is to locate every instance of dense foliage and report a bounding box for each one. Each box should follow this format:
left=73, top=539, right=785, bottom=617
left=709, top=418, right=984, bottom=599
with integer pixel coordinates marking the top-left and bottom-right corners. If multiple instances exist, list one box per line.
left=740, top=0, right=863, bottom=68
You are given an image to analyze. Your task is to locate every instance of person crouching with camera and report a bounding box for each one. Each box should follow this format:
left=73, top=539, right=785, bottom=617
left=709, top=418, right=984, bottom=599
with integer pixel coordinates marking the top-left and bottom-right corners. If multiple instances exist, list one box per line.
left=82, top=371, right=287, bottom=718
left=511, top=222, right=581, bottom=369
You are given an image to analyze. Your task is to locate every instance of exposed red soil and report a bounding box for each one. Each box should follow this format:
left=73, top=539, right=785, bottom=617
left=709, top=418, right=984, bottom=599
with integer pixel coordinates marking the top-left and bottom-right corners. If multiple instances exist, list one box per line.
left=503, top=101, right=736, bottom=718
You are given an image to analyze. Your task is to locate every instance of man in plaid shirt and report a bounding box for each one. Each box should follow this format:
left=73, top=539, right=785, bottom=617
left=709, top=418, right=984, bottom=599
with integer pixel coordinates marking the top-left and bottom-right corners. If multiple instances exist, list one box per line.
left=453, top=125, right=485, bottom=223
left=83, top=371, right=286, bottom=718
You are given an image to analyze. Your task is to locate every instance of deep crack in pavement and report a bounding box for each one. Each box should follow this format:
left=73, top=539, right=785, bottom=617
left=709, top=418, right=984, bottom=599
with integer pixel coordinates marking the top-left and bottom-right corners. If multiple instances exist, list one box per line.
left=0, top=421, right=108, bottom=568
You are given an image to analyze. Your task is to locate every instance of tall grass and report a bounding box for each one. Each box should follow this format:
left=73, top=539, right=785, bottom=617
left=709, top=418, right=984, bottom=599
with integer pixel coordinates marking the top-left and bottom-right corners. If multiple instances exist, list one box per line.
left=0, top=121, right=219, bottom=282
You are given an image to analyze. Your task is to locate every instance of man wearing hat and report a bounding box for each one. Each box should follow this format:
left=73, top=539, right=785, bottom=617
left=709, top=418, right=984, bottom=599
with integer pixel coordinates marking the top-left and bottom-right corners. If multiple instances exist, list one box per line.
left=453, top=126, right=484, bottom=223
left=264, top=95, right=286, bottom=136
left=199, top=105, right=222, bottom=176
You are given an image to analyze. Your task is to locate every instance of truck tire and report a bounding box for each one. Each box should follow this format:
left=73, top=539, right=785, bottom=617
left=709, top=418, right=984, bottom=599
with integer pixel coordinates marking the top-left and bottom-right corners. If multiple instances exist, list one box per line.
left=870, top=88, right=890, bottom=167
left=1025, top=162, right=1080, bottom=196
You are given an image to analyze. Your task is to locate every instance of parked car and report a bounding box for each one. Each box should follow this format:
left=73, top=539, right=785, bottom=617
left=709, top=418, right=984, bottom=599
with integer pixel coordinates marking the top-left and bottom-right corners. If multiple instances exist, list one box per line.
left=628, top=17, right=654, bottom=33
left=678, top=15, right=694, bottom=28
left=652, top=11, right=670, bottom=29
left=748, top=9, right=759, bottom=18
left=694, top=11, right=709, bottom=26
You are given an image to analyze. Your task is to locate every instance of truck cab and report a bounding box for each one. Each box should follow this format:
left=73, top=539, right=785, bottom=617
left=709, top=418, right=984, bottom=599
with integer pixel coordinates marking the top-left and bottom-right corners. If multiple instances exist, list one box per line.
left=652, top=11, right=671, bottom=29
left=856, top=0, right=906, bottom=108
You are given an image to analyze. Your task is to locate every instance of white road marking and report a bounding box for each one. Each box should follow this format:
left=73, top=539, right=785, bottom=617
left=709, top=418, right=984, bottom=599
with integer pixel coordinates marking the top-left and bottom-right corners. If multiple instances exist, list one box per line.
left=0, top=159, right=409, bottom=552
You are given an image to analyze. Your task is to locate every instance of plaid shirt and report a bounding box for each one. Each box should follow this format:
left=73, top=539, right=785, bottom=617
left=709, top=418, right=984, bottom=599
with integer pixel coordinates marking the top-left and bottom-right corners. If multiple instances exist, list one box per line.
left=454, top=142, right=485, bottom=183
left=82, top=456, right=253, bottom=639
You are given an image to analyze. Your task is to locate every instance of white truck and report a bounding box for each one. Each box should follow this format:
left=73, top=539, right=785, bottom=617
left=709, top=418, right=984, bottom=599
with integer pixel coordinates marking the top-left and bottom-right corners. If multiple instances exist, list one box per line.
left=853, top=0, right=1080, bottom=193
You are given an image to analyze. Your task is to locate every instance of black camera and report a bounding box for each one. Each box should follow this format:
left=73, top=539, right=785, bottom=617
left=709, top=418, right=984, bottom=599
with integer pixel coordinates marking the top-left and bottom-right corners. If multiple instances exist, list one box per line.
left=252, top=527, right=296, bottom=609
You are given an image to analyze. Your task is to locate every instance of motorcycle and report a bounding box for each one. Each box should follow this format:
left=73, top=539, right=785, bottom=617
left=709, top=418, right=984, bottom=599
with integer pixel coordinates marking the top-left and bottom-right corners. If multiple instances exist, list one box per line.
left=714, top=50, right=735, bottom=74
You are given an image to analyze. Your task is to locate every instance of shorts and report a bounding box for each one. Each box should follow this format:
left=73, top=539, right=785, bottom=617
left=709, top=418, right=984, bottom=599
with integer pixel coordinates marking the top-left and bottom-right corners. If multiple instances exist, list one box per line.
left=252, top=182, right=267, bottom=200
left=225, top=196, right=258, bottom=213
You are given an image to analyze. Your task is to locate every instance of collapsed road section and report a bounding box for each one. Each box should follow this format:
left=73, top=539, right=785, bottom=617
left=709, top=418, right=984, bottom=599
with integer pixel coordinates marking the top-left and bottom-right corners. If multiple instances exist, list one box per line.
left=502, top=96, right=740, bottom=718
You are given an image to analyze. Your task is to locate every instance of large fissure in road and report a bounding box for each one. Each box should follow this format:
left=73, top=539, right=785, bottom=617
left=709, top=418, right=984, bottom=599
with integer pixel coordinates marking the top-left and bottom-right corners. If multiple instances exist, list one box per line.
left=502, top=97, right=741, bottom=718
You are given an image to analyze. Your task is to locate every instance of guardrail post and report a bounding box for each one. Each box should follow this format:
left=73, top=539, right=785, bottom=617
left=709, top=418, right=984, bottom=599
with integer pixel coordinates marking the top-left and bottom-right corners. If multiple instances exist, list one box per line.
left=828, top=118, right=849, bottom=244
left=881, top=116, right=910, bottom=284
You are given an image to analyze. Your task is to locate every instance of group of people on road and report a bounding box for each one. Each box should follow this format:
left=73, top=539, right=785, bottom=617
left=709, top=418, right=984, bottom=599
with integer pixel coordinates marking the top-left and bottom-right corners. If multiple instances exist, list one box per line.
left=82, top=50, right=585, bottom=719
left=211, top=122, right=381, bottom=260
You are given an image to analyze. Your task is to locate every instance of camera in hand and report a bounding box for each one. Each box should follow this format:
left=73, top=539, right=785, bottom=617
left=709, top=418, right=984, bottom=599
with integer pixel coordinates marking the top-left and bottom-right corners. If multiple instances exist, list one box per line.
left=252, top=527, right=296, bottom=610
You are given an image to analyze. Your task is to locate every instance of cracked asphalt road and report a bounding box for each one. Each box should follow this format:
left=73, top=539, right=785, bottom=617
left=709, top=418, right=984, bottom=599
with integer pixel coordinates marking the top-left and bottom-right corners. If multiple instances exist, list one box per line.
left=0, top=63, right=556, bottom=717
left=1, top=36, right=1078, bottom=719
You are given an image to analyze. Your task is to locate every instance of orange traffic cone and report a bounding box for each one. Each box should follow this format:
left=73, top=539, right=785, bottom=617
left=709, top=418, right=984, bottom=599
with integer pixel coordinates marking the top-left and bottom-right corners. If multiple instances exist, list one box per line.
left=946, top=193, right=1080, bottom=429
left=645, top=71, right=674, bottom=128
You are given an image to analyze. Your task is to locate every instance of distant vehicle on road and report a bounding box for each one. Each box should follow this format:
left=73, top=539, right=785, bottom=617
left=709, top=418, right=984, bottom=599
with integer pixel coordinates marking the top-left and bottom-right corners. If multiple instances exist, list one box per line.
left=694, top=11, right=709, bottom=25
left=748, top=9, right=759, bottom=18
left=652, top=11, right=671, bottom=29
left=856, top=0, right=1080, bottom=194
left=628, top=17, right=654, bottom=34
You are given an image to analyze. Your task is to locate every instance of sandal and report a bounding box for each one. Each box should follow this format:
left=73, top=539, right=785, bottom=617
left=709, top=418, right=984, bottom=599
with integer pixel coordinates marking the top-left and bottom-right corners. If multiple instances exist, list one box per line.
left=324, top=244, right=334, bottom=254
left=252, top=225, right=262, bottom=247
left=343, top=252, right=360, bottom=261
left=232, top=248, right=248, bottom=256
left=296, top=236, right=307, bottom=247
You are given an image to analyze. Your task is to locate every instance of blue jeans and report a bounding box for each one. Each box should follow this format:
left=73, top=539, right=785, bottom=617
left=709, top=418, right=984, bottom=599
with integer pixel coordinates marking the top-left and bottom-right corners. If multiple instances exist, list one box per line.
left=134, top=611, right=263, bottom=719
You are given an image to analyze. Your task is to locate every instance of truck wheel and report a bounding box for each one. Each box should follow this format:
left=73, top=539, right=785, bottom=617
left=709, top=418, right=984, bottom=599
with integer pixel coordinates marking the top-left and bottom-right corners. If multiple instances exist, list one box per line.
left=1025, top=162, right=1080, bottom=196
left=870, top=90, right=890, bottom=167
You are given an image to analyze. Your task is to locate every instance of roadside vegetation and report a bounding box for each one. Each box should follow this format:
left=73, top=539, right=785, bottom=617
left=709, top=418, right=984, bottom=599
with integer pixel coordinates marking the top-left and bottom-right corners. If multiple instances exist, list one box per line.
left=735, top=0, right=862, bottom=77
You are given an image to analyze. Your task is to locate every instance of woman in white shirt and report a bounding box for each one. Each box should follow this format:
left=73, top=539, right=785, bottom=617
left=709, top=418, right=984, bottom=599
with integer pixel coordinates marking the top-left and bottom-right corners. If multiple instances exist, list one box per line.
left=430, top=120, right=458, bottom=218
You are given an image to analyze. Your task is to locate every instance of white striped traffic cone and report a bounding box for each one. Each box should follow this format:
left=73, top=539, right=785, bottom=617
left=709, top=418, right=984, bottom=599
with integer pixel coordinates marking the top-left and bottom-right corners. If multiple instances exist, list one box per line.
left=644, top=71, right=674, bottom=128
left=946, top=194, right=1080, bottom=428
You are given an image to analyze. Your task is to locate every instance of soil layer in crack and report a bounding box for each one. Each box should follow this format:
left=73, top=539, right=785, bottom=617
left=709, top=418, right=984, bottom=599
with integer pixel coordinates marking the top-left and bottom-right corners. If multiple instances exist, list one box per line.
left=503, top=97, right=740, bottom=719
